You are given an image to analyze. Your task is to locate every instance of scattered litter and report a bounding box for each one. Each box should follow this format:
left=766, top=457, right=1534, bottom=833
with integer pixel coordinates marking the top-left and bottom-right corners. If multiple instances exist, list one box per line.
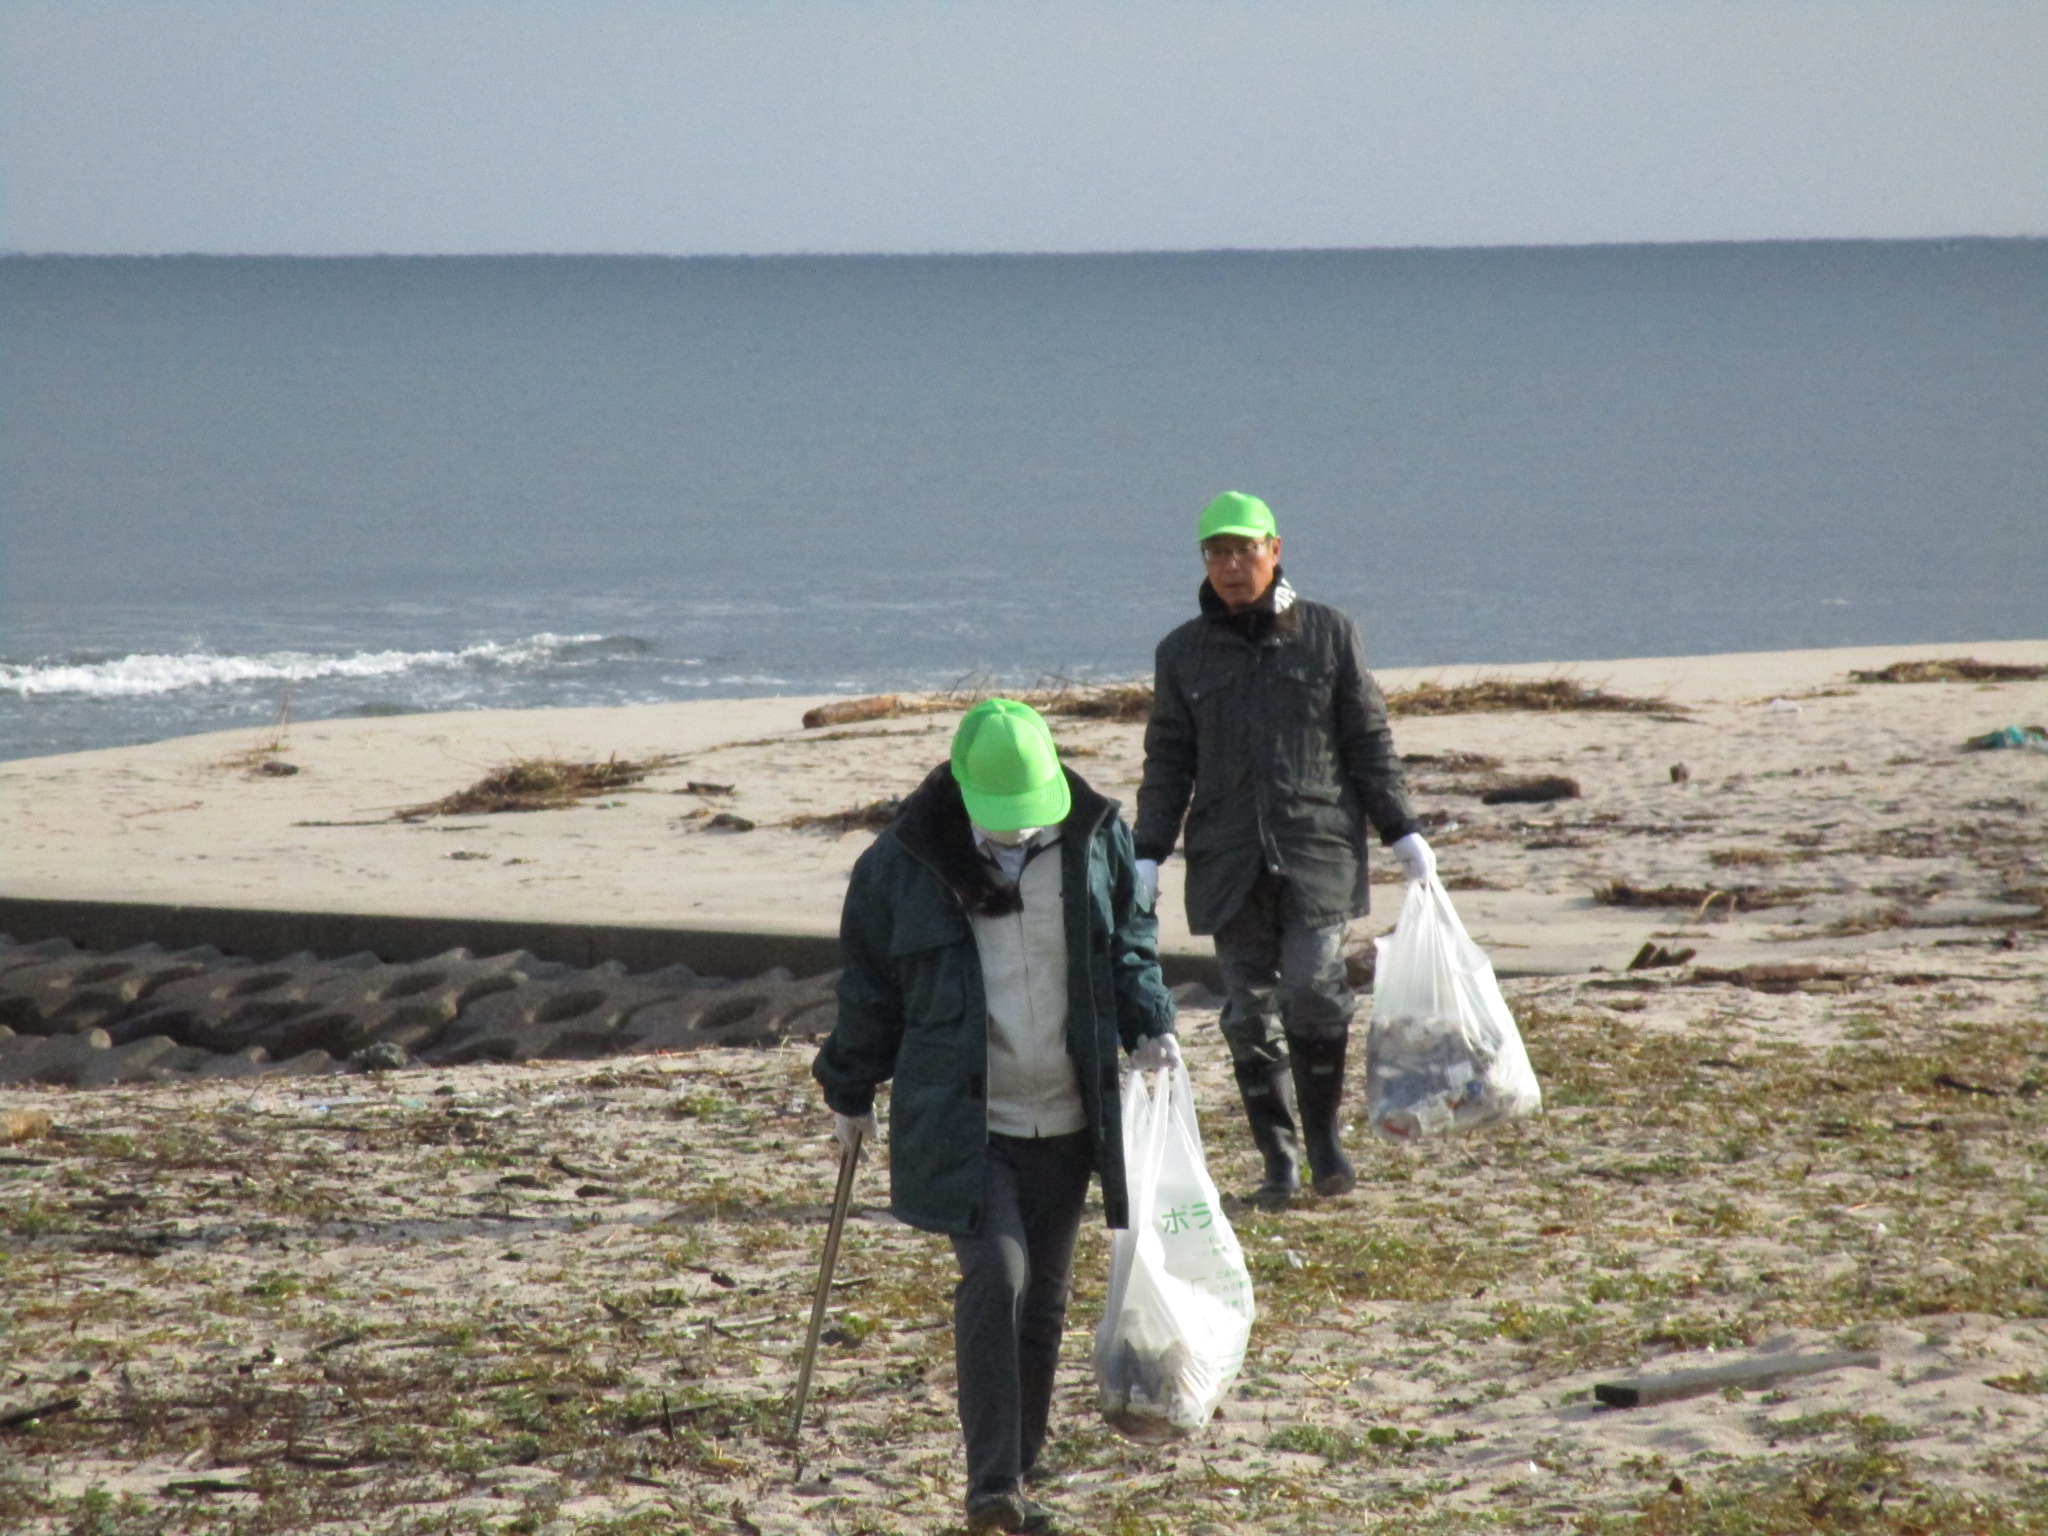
left=1765, top=698, right=1802, bottom=714
left=1964, top=725, right=2048, bottom=752
left=1669, top=763, right=1690, bottom=783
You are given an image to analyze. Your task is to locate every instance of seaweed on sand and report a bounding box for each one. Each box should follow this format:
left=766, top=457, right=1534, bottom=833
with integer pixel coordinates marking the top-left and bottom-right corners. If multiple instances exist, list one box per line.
left=1594, top=880, right=1815, bottom=914
left=1386, top=677, right=1681, bottom=717
left=785, top=798, right=903, bottom=834
left=1850, top=657, right=2047, bottom=684
left=396, top=754, right=681, bottom=820
left=801, top=679, right=1156, bottom=730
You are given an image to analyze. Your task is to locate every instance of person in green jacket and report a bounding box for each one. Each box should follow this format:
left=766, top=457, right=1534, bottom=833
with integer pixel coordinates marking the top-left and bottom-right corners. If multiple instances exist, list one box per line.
left=814, top=698, right=1179, bottom=1536
left=1135, top=492, right=1433, bottom=1205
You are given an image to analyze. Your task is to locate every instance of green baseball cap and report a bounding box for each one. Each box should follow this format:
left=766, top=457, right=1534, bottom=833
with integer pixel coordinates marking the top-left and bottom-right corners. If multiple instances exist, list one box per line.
left=1198, top=491, right=1277, bottom=543
left=950, top=698, right=1071, bottom=833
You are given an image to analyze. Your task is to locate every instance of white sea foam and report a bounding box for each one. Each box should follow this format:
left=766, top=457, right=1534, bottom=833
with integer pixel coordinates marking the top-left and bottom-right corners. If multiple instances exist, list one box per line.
left=0, top=633, right=613, bottom=699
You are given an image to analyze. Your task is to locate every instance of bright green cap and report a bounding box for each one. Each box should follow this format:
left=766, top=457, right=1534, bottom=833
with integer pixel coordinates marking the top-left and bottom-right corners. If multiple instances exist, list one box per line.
left=1198, top=491, right=1277, bottom=544
left=950, top=698, right=1071, bottom=833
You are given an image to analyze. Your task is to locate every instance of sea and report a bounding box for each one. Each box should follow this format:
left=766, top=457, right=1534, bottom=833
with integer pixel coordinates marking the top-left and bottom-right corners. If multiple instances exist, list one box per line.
left=2, top=240, right=2043, bottom=764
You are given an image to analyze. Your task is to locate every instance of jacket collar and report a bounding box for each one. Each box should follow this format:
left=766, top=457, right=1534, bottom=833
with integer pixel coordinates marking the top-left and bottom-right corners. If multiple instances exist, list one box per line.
left=1199, top=571, right=1299, bottom=642
left=893, top=761, right=1112, bottom=917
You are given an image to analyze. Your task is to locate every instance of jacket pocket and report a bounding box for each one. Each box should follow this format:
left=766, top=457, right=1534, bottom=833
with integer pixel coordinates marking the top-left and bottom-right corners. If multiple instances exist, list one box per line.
left=890, top=911, right=970, bottom=1026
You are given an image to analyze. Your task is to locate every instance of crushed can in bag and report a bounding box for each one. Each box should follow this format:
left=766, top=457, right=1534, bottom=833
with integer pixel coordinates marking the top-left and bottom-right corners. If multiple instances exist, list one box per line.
left=1092, top=1064, right=1255, bottom=1441
left=1366, top=875, right=1543, bottom=1141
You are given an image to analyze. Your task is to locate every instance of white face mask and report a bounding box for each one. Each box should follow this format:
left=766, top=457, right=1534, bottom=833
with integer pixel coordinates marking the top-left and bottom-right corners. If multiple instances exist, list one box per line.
left=975, top=824, right=1042, bottom=846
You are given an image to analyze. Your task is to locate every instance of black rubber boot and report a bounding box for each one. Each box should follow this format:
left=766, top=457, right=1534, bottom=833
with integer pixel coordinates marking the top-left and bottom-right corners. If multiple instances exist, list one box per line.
left=1290, top=1035, right=1356, bottom=1197
left=1233, top=1059, right=1301, bottom=1207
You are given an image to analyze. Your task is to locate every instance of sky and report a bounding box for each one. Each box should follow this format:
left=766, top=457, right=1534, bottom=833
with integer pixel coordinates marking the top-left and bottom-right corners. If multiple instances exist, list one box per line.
left=2, top=1, right=2045, bottom=256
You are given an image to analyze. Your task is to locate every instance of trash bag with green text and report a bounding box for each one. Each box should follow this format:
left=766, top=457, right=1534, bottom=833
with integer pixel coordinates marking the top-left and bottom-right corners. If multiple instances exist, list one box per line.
left=1366, top=874, right=1543, bottom=1140
left=1092, top=1064, right=1255, bottom=1442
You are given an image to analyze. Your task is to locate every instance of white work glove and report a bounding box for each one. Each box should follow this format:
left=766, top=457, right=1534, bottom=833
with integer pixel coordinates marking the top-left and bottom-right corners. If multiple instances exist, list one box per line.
left=1390, top=831, right=1437, bottom=884
left=832, top=1111, right=878, bottom=1157
left=1134, top=858, right=1160, bottom=907
left=1130, top=1033, right=1182, bottom=1073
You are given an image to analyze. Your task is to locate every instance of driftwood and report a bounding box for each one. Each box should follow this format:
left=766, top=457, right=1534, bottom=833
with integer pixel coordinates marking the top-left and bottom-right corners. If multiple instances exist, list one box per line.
left=1594, top=1349, right=1879, bottom=1409
left=0, top=1396, right=81, bottom=1431
left=802, top=695, right=913, bottom=729
left=1480, top=775, right=1580, bottom=805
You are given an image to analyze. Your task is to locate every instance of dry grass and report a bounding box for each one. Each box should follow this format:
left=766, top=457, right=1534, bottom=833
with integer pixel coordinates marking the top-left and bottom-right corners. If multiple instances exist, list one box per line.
left=1849, top=658, right=2048, bottom=684
left=396, top=756, right=682, bottom=821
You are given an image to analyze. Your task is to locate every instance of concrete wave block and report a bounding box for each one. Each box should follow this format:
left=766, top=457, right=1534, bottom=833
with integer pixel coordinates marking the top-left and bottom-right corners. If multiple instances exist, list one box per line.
left=73, top=1034, right=184, bottom=1089
left=190, top=1046, right=274, bottom=1081
left=116, top=952, right=377, bottom=1053
left=0, top=945, right=219, bottom=1033
left=418, top=963, right=685, bottom=1065
left=0, top=936, right=81, bottom=979
left=227, top=949, right=566, bottom=1061
left=311, top=949, right=553, bottom=1056
left=0, top=1028, right=114, bottom=1087
left=619, top=971, right=840, bottom=1053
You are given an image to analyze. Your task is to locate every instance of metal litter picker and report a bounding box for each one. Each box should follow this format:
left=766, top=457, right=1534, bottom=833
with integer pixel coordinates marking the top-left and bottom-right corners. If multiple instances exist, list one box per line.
left=787, top=1125, right=863, bottom=1444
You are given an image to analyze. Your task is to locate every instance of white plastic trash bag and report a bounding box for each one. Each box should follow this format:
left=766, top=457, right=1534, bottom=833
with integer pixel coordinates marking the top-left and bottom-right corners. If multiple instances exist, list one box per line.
left=1366, top=876, right=1543, bottom=1141
left=1093, top=1064, right=1255, bottom=1442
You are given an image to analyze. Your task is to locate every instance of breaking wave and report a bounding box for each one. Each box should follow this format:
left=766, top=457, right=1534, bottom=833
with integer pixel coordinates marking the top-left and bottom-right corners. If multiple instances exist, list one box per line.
left=0, top=633, right=647, bottom=699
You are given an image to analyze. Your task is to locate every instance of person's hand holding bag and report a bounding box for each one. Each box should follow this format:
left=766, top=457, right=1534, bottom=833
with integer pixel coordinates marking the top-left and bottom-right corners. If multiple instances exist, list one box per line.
left=1130, top=1032, right=1181, bottom=1073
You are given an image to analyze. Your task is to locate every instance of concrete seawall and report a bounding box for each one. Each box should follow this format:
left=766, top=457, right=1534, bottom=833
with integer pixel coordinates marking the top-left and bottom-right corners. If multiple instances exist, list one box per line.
left=0, top=896, right=1226, bottom=988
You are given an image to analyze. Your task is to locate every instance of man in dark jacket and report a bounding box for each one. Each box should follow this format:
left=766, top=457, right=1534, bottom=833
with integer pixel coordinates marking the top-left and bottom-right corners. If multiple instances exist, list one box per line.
left=815, top=698, right=1178, bottom=1535
left=1134, top=492, right=1433, bottom=1205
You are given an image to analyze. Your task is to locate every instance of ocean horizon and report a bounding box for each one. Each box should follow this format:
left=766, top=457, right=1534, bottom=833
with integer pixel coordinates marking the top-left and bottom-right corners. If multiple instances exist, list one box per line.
left=3, top=239, right=2043, bottom=762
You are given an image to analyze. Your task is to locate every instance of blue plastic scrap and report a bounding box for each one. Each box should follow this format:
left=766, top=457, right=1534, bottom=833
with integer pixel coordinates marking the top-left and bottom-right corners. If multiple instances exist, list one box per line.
left=1963, top=725, right=2048, bottom=751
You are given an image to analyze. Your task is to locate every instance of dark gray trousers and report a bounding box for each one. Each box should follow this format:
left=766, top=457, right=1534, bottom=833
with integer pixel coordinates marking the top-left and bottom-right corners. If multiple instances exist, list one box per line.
left=949, top=1129, right=1094, bottom=1498
left=1212, top=872, right=1357, bottom=1068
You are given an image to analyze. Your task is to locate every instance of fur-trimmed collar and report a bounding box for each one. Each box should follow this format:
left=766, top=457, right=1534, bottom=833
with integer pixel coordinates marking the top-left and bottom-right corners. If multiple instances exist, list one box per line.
left=1199, top=571, right=1299, bottom=642
left=892, top=761, right=1112, bottom=916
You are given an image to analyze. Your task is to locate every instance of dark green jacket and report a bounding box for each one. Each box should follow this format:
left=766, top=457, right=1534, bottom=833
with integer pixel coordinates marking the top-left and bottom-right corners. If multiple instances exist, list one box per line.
left=1135, top=577, right=1419, bottom=935
left=813, top=763, right=1176, bottom=1238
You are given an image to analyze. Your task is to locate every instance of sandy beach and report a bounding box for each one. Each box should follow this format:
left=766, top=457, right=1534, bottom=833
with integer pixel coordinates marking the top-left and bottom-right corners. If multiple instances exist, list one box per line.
left=3, top=639, right=2044, bottom=974
left=2, top=638, right=2045, bottom=1534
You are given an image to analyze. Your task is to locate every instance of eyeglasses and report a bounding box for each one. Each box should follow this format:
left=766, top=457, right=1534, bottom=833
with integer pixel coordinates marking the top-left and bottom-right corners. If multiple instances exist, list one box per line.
left=1201, top=540, right=1271, bottom=567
